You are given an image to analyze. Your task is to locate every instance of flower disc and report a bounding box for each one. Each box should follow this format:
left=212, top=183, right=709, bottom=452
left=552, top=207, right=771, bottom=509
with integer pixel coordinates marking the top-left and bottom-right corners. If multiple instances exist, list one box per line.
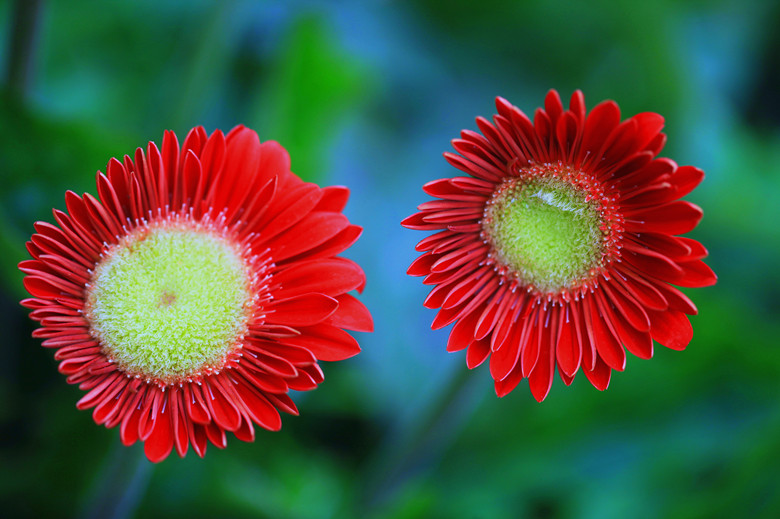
left=86, top=222, right=252, bottom=384
left=484, top=176, right=605, bottom=294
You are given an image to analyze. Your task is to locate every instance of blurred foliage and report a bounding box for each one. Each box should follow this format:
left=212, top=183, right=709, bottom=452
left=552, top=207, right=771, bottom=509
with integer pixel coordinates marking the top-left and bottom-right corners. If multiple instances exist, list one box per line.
left=1, top=0, right=779, bottom=518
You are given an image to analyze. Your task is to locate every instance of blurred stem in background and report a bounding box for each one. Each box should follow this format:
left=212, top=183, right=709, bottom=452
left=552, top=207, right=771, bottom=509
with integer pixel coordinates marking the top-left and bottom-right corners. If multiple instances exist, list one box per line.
left=169, top=0, right=235, bottom=131
left=79, top=444, right=154, bottom=519
left=1, top=0, right=44, bottom=298
left=360, top=362, right=487, bottom=513
left=5, top=0, right=43, bottom=98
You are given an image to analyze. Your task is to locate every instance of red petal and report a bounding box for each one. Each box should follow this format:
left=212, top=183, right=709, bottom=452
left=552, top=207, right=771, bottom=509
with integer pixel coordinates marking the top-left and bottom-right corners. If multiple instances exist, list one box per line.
left=555, top=305, right=581, bottom=378
left=466, top=337, right=491, bottom=369
left=415, top=230, right=455, bottom=252
left=441, top=271, right=492, bottom=310
left=92, top=385, right=130, bottom=425
left=676, top=237, right=708, bottom=260
left=622, top=247, right=684, bottom=282
left=203, top=378, right=241, bottom=432
left=649, top=310, right=693, bottom=351
left=494, top=362, right=525, bottom=398
left=231, top=178, right=274, bottom=230
left=326, top=294, right=374, bottom=332
left=586, top=295, right=626, bottom=371
left=544, top=89, right=564, bottom=127
left=407, top=253, right=437, bottom=277
left=255, top=184, right=323, bottom=243
left=273, top=258, right=365, bottom=299
left=184, top=384, right=211, bottom=425
left=283, top=323, right=361, bottom=361
left=211, top=127, right=261, bottom=210
left=23, top=275, right=82, bottom=299
left=315, top=185, right=350, bottom=212
left=182, top=126, right=208, bottom=162
left=234, top=379, right=282, bottom=431
left=422, top=178, right=489, bottom=202
left=267, top=213, right=350, bottom=262
left=601, top=280, right=651, bottom=333
left=569, top=90, right=586, bottom=123
left=489, top=305, right=529, bottom=381
left=447, top=307, right=481, bottom=352
left=580, top=100, right=621, bottom=163
left=614, top=269, right=668, bottom=311
left=556, top=111, right=580, bottom=161
left=119, top=390, right=145, bottom=446
left=204, top=421, right=227, bottom=449
left=654, top=283, right=698, bottom=315
left=629, top=232, right=691, bottom=259
left=258, top=140, right=291, bottom=184
left=670, top=165, right=704, bottom=198
left=95, top=172, right=128, bottom=229
left=195, top=129, right=224, bottom=195
left=233, top=416, right=255, bottom=442
left=596, top=119, right=640, bottom=169
left=624, top=201, right=703, bottom=235
left=615, top=157, right=674, bottom=189
left=431, top=277, right=498, bottom=330
left=236, top=364, right=289, bottom=394
left=137, top=387, right=162, bottom=441
left=583, top=355, right=612, bottom=391
left=632, top=112, right=665, bottom=151
left=170, top=389, right=189, bottom=458
left=528, top=310, right=556, bottom=402
left=431, top=242, right=486, bottom=273
left=189, top=424, right=208, bottom=458
left=558, top=365, right=575, bottom=386
left=285, top=224, right=362, bottom=263
left=144, top=395, right=175, bottom=462
left=267, top=294, right=339, bottom=326
left=161, top=130, right=180, bottom=188
left=490, top=294, right=525, bottom=352
left=401, top=212, right=442, bottom=231
left=474, top=285, right=510, bottom=340
left=285, top=373, right=316, bottom=392
left=520, top=307, right=543, bottom=377
left=610, top=305, right=654, bottom=360
left=675, top=260, right=717, bottom=287
left=242, top=350, right=298, bottom=378
left=77, top=373, right=122, bottom=410
left=450, top=176, right=495, bottom=194
left=443, top=151, right=502, bottom=182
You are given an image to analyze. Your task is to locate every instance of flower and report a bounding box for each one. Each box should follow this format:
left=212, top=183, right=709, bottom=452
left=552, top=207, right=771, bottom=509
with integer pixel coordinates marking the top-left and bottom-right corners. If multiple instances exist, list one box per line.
left=20, top=126, right=372, bottom=462
left=402, top=90, right=716, bottom=401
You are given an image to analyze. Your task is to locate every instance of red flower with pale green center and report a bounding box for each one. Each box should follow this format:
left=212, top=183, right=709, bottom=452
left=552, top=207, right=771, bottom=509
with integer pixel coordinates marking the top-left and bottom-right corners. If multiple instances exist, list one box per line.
left=20, top=126, right=372, bottom=462
left=402, top=90, right=716, bottom=401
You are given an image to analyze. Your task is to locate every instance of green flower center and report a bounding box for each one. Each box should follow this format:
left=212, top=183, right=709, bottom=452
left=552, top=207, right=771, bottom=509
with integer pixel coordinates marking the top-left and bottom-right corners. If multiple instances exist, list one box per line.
left=483, top=176, right=605, bottom=294
left=85, top=222, right=253, bottom=384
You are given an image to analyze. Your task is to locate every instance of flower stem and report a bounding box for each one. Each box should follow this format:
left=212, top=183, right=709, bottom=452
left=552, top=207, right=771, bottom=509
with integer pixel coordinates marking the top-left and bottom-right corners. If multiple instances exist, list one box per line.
left=5, top=0, right=44, bottom=97
left=80, top=442, right=154, bottom=519
left=360, top=361, right=487, bottom=512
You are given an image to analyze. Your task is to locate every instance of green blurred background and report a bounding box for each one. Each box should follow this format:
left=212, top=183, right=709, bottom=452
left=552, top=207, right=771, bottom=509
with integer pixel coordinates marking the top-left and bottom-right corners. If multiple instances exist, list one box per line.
left=1, top=0, right=779, bottom=518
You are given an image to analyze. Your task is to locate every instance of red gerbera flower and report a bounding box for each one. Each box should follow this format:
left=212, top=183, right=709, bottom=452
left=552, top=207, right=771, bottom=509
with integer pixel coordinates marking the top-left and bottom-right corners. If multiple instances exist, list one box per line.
left=402, top=90, right=716, bottom=401
left=20, top=126, right=372, bottom=462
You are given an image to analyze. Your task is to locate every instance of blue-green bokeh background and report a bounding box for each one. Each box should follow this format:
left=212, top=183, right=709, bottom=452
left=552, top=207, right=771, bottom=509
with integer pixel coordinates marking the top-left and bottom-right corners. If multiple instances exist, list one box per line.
left=1, top=1, right=779, bottom=518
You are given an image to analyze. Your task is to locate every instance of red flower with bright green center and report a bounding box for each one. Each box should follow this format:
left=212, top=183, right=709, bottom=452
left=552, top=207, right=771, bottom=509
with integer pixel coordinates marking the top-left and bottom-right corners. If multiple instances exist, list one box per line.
left=20, top=126, right=372, bottom=462
left=403, top=90, right=716, bottom=401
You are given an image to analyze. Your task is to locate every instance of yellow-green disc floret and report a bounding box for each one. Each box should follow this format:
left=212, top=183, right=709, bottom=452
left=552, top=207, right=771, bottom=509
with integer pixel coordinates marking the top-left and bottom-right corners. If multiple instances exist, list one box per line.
left=484, top=177, right=605, bottom=293
left=86, top=224, right=252, bottom=383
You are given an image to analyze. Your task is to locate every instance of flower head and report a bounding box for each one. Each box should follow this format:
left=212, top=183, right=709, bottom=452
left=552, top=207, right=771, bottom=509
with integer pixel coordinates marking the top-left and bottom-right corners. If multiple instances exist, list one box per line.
left=21, top=126, right=372, bottom=461
left=403, top=90, right=716, bottom=401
